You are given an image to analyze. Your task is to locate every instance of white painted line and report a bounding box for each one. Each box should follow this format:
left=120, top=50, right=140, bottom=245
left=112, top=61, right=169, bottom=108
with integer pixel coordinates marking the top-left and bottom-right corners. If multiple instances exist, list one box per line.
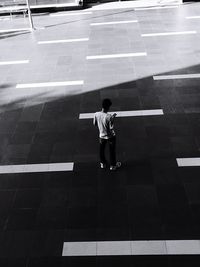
left=62, top=240, right=200, bottom=256
left=0, top=60, right=29, bottom=65
left=0, top=28, right=31, bottom=33
left=131, top=240, right=167, bottom=255
left=141, top=109, right=164, bottom=116
left=86, top=52, right=147, bottom=60
left=90, top=20, right=138, bottom=26
left=38, top=38, right=89, bottom=44
left=97, top=241, right=132, bottom=255
left=50, top=11, right=92, bottom=17
left=0, top=17, right=10, bottom=21
left=0, top=6, right=27, bottom=11
left=30, top=2, right=77, bottom=9
left=142, top=31, right=196, bottom=37
left=23, top=163, right=49, bottom=173
left=186, top=16, right=200, bottom=19
left=31, top=3, right=78, bottom=8
left=135, top=5, right=178, bottom=11
left=177, top=158, right=200, bottom=167
left=166, top=240, right=200, bottom=254
left=79, top=109, right=164, bottom=119
left=0, top=162, right=74, bottom=174
left=153, top=74, right=200, bottom=80
left=48, top=162, right=74, bottom=172
left=63, top=242, right=97, bottom=256
left=16, top=80, right=84, bottom=88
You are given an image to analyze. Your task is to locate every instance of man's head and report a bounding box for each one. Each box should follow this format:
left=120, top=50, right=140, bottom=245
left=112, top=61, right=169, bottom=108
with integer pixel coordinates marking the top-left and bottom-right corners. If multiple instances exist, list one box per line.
left=102, top=98, right=112, bottom=112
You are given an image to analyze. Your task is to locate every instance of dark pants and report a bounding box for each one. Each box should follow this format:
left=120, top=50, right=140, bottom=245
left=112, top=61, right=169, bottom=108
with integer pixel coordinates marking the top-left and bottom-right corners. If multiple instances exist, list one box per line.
left=99, top=136, right=116, bottom=166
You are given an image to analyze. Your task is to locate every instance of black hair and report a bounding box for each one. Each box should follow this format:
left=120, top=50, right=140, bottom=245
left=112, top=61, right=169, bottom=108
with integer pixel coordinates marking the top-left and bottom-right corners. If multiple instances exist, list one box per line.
left=102, top=98, right=112, bottom=110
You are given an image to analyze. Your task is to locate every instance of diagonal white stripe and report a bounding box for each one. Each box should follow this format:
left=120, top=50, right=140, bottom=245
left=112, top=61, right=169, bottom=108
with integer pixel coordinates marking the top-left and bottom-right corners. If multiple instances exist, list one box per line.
left=0, top=162, right=74, bottom=174
left=186, top=16, right=200, bottom=19
left=79, top=109, right=164, bottom=119
left=86, top=52, right=147, bottom=60
left=62, top=240, right=200, bottom=256
left=135, top=5, right=178, bottom=11
left=0, top=28, right=31, bottom=33
left=142, top=31, right=196, bottom=37
left=50, top=11, right=92, bottom=17
left=30, top=3, right=78, bottom=8
left=16, top=81, right=84, bottom=88
left=0, top=60, right=29, bottom=65
left=0, top=17, right=10, bottom=21
left=153, top=74, right=200, bottom=80
left=31, top=3, right=79, bottom=8
left=90, top=20, right=138, bottom=26
left=38, top=38, right=89, bottom=44
left=177, top=158, right=200, bottom=167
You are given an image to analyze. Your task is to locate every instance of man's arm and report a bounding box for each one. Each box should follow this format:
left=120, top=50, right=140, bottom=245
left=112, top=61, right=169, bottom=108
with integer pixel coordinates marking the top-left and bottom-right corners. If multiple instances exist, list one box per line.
left=108, top=113, right=117, bottom=132
left=93, top=113, right=97, bottom=126
left=110, top=113, right=117, bottom=124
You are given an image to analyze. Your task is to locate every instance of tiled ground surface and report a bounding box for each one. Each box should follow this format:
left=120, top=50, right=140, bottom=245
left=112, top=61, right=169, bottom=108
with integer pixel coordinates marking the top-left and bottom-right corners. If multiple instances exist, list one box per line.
left=1, top=1, right=200, bottom=266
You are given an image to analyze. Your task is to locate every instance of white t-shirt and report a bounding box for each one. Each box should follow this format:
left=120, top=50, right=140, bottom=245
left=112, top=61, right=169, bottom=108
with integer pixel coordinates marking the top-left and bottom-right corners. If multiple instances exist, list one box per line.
left=94, top=111, right=115, bottom=139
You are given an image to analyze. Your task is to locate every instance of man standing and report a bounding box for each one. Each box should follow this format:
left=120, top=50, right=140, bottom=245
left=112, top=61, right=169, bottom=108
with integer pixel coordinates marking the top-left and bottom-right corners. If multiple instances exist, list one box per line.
left=93, top=98, right=121, bottom=170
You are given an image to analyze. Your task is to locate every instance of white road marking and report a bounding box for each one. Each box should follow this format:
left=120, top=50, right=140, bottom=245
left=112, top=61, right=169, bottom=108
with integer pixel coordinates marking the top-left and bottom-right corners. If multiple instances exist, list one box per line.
left=79, top=109, right=164, bottom=119
left=0, top=60, right=29, bottom=65
left=90, top=20, right=138, bottom=26
left=16, top=80, right=84, bottom=88
left=38, top=38, right=89, bottom=44
left=142, top=31, right=196, bottom=37
left=135, top=5, right=179, bottom=11
left=0, top=162, right=74, bottom=174
left=177, top=158, right=200, bottom=167
left=62, top=240, right=200, bottom=256
left=86, top=52, right=147, bottom=60
left=50, top=11, right=92, bottom=17
left=153, top=74, right=200, bottom=80
left=0, top=28, right=31, bottom=33
left=186, top=16, right=200, bottom=19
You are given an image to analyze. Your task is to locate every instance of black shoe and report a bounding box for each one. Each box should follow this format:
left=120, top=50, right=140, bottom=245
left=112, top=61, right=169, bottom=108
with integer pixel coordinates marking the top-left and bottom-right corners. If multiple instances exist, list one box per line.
left=100, top=162, right=106, bottom=169
left=110, top=162, right=121, bottom=171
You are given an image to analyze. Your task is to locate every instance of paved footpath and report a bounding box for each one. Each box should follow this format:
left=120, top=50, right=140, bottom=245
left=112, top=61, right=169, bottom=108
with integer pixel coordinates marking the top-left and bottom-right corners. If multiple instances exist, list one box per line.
left=0, top=1, right=200, bottom=266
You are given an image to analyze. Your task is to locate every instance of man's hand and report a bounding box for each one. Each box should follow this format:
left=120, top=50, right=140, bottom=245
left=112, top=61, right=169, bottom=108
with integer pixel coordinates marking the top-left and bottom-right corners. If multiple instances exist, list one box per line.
left=110, top=113, right=117, bottom=123
left=112, top=113, right=117, bottom=118
left=93, top=115, right=97, bottom=126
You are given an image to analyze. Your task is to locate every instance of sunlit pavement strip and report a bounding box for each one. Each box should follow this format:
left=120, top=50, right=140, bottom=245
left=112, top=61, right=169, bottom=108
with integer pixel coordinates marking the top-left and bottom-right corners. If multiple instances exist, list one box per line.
left=0, top=17, right=10, bottom=21
left=38, top=38, right=89, bottom=44
left=86, top=52, right=147, bottom=60
left=90, top=20, right=138, bottom=26
left=62, top=240, right=200, bottom=256
left=186, top=16, right=200, bottom=19
left=153, top=74, right=200, bottom=80
left=31, top=3, right=78, bottom=8
left=135, top=5, right=178, bottom=10
left=16, top=80, right=84, bottom=88
left=0, top=163, right=74, bottom=174
left=50, top=11, right=92, bottom=17
left=142, top=31, right=196, bottom=37
left=177, top=158, right=200, bottom=167
left=0, top=28, right=31, bottom=33
left=79, top=109, right=164, bottom=119
left=0, top=60, right=29, bottom=65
